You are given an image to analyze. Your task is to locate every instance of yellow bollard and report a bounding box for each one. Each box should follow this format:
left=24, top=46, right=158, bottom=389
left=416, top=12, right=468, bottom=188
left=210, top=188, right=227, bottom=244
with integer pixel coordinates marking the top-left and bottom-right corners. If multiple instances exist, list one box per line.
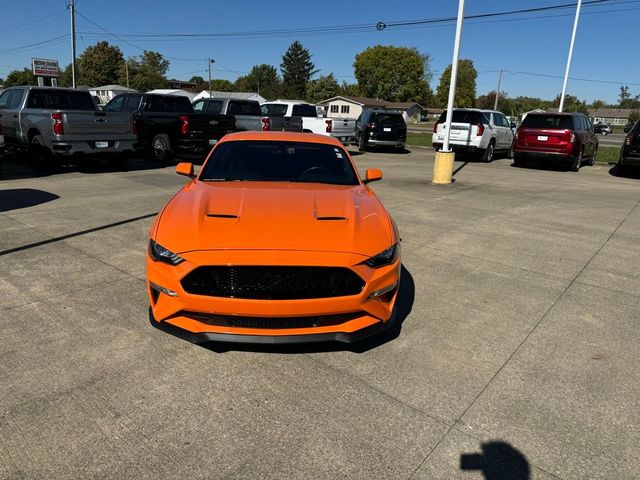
left=432, top=150, right=455, bottom=185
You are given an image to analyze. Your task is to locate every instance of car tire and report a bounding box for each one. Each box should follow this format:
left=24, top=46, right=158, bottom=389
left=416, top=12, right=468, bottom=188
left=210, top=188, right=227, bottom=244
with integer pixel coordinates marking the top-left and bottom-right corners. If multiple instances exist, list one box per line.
left=588, top=147, right=597, bottom=166
left=481, top=140, right=495, bottom=163
left=151, top=134, right=173, bottom=164
left=570, top=149, right=582, bottom=172
left=507, top=142, right=514, bottom=159
left=31, top=135, right=61, bottom=171
left=357, top=134, right=367, bottom=152
left=513, top=155, right=525, bottom=167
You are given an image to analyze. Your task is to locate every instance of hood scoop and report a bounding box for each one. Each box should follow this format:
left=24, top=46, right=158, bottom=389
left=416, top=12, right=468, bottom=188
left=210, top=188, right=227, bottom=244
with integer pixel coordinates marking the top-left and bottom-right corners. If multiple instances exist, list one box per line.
left=316, top=216, right=347, bottom=221
left=206, top=213, right=238, bottom=219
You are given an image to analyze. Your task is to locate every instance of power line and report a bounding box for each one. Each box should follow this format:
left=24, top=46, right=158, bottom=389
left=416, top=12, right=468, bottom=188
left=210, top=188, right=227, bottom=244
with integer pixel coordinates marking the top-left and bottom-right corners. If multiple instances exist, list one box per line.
left=0, top=34, right=70, bottom=55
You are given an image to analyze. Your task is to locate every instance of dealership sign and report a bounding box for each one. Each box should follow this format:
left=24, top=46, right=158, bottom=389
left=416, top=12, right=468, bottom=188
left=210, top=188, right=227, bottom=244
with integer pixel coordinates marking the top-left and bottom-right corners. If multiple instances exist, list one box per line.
left=32, top=58, right=59, bottom=77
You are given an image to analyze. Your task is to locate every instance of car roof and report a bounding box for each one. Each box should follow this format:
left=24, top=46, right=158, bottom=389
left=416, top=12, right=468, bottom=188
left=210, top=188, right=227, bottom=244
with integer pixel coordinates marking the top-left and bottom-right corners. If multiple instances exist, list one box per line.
left=219, top=131, right=345, bottom=147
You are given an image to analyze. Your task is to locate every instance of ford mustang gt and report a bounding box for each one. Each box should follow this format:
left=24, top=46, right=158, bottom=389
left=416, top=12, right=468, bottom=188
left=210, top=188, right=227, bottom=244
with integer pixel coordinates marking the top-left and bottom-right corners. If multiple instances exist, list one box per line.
left=147, top=131, right=401, bottom=344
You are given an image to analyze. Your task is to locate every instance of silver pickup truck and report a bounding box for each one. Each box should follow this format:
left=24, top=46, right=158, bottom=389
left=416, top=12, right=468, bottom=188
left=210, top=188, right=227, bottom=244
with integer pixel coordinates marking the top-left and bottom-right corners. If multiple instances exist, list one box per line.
left=192, top=97, right=264, bottom=131
left=0, top=86, right=136, bottom=166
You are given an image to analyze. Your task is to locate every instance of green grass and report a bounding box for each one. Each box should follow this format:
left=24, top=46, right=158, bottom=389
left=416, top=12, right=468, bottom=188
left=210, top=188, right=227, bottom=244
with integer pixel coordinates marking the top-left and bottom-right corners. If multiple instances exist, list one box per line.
left=406, top=132, right=433, bottom=148
left=596, top=146, right=621, bottom=164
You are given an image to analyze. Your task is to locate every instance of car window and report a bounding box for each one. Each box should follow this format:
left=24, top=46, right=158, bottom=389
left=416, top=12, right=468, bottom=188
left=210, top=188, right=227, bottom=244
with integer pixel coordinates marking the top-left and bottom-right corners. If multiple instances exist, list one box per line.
left=199, top=140, right=359, bottom=185
left=104, top=95, right=124, bottom=111
left=228, top=100, right=261, bottom=116
left=205, top=100, right=224, bottom=114
left=438, top=110, right=482, bottom=124
left=291, top=104, right=318, bottom=117
left=261, top=104, right=288, bottom=117
left=123, top=94, right=142, bottom=112
left=8, top=90, right=24, bottom=109
left=0, top=90, right=12, bottom=109
left=148, top=95, right=191, bottom=113
left=495, top=114, right=509, bottom=128
left=371, top=113, right=405, bottom=125
left=521, top=114, right=573, bottom=130
left=26, top=89, right=96, bottom=110
left=192, top=101, right=204, bottom=111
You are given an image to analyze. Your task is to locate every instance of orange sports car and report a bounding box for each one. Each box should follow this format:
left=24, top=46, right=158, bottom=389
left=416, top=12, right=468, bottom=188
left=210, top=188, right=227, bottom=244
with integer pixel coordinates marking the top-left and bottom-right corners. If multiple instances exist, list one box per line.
left=147, top=131, right=401, bottom=344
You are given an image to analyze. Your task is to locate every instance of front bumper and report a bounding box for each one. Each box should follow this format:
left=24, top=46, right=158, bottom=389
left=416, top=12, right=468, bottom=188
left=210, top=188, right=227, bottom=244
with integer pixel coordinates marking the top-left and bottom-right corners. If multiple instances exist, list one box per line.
left=147, top=249, right=401, bottom=344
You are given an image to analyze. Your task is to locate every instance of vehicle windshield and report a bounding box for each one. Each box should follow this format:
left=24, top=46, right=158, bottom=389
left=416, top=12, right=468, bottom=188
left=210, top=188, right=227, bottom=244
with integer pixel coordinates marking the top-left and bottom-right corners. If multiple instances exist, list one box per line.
left=26, top=89, right=96, bottom=110
left=521, top=114, right=573, bottom=129
left=199, top=140, right=359, bottom=185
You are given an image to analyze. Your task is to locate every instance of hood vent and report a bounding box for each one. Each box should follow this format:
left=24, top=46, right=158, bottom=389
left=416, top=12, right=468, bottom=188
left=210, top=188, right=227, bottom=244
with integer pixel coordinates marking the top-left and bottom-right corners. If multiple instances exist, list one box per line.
left=316, top=216, right=347, bottom=221
left=206, top=213, right=238, bottom=219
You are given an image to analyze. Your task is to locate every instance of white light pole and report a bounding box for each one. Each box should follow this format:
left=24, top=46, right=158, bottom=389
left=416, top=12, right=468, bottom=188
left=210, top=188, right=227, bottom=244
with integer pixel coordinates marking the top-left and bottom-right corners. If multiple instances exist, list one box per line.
left=69, top=0, right=77, bottom=89
left=559, top=0, right=582, bottom=112
left=433, top=0, right=465, bottom=184
left=442, top=0, right=465, bottom=152
left=494, top=69, right=503, bottom=111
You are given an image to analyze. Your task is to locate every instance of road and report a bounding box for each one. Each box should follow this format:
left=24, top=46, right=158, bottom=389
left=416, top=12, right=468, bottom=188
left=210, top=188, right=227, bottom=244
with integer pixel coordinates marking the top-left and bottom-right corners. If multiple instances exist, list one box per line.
left=1, top=150, right=639, bottom=479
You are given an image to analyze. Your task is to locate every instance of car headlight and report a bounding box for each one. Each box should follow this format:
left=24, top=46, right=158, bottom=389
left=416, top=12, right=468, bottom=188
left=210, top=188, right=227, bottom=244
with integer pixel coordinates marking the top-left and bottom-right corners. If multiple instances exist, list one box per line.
left=363, top=243, right=399, bottom=268
left=148, top=239, right=184, bottom=265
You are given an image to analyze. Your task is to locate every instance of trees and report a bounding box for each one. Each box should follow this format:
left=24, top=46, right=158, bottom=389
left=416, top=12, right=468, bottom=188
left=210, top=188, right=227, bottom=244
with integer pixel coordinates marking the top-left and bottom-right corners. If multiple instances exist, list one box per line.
left=629, top=110, right=640, bottom=125
left=353, top=45, right=432, bottom=104
left=435, top=59, right=477, bottom=108
left=306, top=74, right=340, bottom=104
left=591, top=99, right=606, bottom=109
left=235, top=64, right=281, bottom=99
left=619, top=85, right=631, bottom=104
left=77, top=41, right=124, bottom=86
left=118, top=50, right=169, bottom=91
left=339, top=81, right=360, bottom=97
left=3, top=68, right=36, bottom=87
left=552, top=94, right=588, bottom=114
left=281, top=41, right=317, bottom=98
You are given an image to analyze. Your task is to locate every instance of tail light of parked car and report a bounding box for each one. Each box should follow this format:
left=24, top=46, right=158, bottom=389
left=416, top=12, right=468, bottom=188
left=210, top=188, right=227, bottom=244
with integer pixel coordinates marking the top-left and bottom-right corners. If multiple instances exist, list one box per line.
left=51, top=112, right=64, bottom=135
left=476, top=123, right=485, bottom=136
left=433, top=122, right=440, bottom=133
left=179, top=115, right=190, bottom=135
left=625, top=132, right=633, bottom=146
left=132, top=117, right=139, bottom=135
left=261, top=117, right=270, bottom=131
left=325, top=119, right=332, bottom=133
left=561, top=130, right=576, bottom=143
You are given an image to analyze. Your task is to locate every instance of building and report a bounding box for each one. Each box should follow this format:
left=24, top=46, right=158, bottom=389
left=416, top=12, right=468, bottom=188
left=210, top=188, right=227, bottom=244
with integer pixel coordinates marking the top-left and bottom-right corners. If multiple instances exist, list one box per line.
left=316, top=95, right=425, bottom=122
left=589, top=108, right=638, bottom=126
left=192, top=91, right=266, bottom=104
left=88, top=85, right=137, bottom=106
left=146, top=89, right=197, bottom=102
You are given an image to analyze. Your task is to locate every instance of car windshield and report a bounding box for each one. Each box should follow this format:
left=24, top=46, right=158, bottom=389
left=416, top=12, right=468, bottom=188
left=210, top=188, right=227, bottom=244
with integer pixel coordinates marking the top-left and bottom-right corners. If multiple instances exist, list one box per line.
left=199, top=140, right=359, bottom=185
left=521, top=114, right=573, bottom=129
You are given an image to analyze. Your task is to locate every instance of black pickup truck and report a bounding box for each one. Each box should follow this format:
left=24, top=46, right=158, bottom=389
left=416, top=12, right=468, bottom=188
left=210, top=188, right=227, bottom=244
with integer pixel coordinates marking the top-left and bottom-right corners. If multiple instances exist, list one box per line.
left=104, top=93, right=235, bottom=162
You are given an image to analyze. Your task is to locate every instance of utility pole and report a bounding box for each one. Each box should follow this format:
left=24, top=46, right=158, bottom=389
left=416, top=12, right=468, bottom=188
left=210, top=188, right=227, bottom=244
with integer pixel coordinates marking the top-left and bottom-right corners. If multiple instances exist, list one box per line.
left=559, top=0, right=582, bottom=112
left=433, top=0, right=465, bottom=185
left=494, top=69, right=503, bottom=110
left=69, top=0, right=77, bottom=88
left=125, top=60, right=129, bottom=88
left=208, top=58, right=214, bottom=98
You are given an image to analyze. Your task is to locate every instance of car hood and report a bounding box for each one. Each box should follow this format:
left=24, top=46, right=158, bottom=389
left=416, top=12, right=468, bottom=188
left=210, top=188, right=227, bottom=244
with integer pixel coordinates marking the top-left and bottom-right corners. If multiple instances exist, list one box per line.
left=155, top=181, right=394, bottom=257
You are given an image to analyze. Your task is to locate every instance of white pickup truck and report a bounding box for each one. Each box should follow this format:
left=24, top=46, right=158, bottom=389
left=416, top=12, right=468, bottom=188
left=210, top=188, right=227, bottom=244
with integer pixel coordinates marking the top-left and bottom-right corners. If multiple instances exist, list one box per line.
left=261, top=100, right=356, bottom=145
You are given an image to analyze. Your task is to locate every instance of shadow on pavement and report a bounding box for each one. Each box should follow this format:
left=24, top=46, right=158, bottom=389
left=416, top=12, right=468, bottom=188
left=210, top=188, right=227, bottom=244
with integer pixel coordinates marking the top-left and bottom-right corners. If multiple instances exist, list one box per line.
left=0, top=188, right=60, bottom=213
left=153, top=264, right=415, bottom=355
left=461, top=441, right=531, bottom=479
left=609, top=164, right=640, bottom=179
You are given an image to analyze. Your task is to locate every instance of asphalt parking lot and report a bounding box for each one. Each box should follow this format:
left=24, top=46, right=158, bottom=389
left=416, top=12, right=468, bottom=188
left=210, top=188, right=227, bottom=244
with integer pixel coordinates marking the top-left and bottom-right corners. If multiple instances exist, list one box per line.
left=1, top=149, right=639, bottom=479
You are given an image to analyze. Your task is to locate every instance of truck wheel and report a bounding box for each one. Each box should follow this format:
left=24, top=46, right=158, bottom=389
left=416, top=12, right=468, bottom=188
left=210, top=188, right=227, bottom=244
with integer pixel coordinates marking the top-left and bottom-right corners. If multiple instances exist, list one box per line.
left=358, top=134, right=367, bottom=152
left=151, top=134, right=173, bottom=164
left=587, top=147, right=597, bottom=166
left=31, top=135, right=61, bottom=171
left=481, top=140, right=495, bottom=163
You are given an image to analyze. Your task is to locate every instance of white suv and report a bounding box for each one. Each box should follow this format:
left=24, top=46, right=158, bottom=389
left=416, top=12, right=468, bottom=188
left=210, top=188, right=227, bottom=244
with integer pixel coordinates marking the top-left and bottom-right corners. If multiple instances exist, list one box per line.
left=432, top=108, right=515, bottom=162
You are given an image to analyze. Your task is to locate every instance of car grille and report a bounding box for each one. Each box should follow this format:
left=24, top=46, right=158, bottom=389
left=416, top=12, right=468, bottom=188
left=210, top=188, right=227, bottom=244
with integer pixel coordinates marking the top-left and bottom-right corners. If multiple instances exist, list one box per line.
left=180, top=266, right=365, bottom=300
left=179, top=311, right=363, bottom=329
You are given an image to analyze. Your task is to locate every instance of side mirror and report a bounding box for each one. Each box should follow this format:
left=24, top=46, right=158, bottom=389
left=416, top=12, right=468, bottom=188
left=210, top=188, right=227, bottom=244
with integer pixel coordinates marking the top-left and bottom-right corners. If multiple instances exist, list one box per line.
left=176, top=162, right=195, bottom=178
left=363, top=168, right=383, bottom=184
left=510, top=122, right=516, bottom=129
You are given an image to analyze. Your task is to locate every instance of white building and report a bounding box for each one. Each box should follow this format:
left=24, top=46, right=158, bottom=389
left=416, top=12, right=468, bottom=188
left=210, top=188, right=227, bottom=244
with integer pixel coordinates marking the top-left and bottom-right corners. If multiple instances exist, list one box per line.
left=316, top=95, right=425, bottom=122
left=193, top=90, right=266, bottom=104
left=89, top=85, right=137, bottom=106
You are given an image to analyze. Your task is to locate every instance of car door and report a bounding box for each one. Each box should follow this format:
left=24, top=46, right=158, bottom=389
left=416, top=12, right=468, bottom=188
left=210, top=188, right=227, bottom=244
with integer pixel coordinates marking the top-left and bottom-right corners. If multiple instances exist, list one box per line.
left=494, top=113, right=510, bottom=149
left=583, top=116, right=597, bottom=156
left=0, top=90, right=23, bottom=146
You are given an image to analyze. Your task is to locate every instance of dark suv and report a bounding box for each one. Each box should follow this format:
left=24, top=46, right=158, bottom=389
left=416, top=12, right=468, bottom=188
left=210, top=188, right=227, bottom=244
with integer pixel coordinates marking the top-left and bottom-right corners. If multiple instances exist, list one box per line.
left=513, top=112, right=598, bottom=171
left=355, top=109, right=407, bottom=151
left=617, top=121, right=640, bottom=174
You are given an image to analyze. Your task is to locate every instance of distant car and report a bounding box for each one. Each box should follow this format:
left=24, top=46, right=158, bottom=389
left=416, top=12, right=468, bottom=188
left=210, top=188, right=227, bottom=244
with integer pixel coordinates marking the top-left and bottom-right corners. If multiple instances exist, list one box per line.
left=355, top=109, right=407, bottom=151
left=432, top=108, right=515, bottom=162
left=513, top=112, right=598, bottom=172
left=616, top=121, right=640, bottom=175
left=593, top=123, right=612, bottom=135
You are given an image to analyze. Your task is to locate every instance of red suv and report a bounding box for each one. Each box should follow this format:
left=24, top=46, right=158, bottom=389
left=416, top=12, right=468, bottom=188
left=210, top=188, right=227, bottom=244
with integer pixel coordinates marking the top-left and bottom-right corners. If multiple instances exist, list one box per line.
left=513, top=112, right=598, bottom=172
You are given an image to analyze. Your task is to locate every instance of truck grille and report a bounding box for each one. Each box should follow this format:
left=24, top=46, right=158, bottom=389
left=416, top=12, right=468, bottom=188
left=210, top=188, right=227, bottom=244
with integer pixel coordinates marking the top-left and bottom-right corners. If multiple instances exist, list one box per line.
left=181, top=266, right=365, bottom=300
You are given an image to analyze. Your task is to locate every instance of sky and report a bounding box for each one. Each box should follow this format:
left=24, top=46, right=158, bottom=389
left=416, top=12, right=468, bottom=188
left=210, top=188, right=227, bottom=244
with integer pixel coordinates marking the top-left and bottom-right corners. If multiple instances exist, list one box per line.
left=1, top=0, right=639, bottom=104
